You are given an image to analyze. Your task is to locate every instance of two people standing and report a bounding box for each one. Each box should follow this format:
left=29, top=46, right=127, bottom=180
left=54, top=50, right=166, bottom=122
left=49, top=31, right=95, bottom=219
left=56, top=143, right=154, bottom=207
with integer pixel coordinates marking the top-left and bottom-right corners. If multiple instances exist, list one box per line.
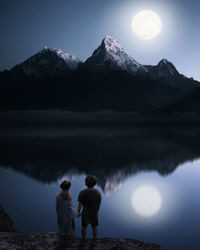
left=56, top=175, right=101, bottom=240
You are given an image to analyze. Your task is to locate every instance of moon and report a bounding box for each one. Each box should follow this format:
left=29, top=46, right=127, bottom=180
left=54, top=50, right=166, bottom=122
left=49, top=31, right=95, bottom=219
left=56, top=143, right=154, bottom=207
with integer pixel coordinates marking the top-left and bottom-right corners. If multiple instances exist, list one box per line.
left=131, top=10, right=162, bottom=40
left=131, top=186, right=162, bottom=217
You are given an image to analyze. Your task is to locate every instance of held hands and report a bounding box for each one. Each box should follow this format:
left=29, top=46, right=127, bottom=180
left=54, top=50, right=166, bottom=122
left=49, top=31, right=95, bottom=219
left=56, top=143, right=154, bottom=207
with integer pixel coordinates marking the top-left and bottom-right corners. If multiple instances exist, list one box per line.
left=77, top=202, right=82, bottom=217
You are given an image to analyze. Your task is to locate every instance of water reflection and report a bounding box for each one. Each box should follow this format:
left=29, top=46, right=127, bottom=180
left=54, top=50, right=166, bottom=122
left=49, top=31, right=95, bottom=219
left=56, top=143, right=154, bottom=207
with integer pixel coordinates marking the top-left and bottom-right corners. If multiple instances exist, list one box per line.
left=0, top=125, right=200, bottom=250
left=0, top=125, right=200, bottom=194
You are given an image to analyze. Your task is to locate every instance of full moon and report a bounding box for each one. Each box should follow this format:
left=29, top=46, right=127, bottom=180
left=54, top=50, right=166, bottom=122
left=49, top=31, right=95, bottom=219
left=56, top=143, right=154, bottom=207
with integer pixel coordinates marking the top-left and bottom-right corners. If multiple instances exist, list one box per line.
left=131, top=10, right=162, bottom=40
left=131, top=186, right=162, bottom=217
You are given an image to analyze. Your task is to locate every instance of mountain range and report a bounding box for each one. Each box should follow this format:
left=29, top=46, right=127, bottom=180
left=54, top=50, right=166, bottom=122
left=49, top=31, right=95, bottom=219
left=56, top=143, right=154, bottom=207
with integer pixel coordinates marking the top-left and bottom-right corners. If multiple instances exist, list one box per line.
left=0, top=35, right=199, bottom=113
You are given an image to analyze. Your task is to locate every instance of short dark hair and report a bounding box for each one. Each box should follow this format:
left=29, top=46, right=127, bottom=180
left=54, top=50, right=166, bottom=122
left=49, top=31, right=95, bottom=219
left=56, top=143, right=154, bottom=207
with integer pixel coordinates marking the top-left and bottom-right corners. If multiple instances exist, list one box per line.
left=85, top=175, right=97, bottom=188
left=60, top=180, right=71, bottom=190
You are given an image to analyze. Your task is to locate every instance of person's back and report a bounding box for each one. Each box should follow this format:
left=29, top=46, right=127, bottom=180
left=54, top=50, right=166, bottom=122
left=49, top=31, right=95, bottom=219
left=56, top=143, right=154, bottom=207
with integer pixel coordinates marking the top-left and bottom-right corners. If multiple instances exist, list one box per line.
left=56, top=180, right=77, bottom=237
left=78, top=188, right=101, bottom=224
left=78, top=176, right=101, bottom=240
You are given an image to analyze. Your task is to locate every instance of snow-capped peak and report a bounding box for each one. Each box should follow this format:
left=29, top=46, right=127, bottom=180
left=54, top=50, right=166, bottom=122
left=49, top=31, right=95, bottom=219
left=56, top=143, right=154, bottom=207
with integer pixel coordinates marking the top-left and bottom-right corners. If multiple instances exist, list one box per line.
left=13, top=47, right=81, bottom=79
left=103, top=35, right=124, bottom=53
left=41, top=47, right=81, bottom=70
left=85, top=35, right=148, bottom=74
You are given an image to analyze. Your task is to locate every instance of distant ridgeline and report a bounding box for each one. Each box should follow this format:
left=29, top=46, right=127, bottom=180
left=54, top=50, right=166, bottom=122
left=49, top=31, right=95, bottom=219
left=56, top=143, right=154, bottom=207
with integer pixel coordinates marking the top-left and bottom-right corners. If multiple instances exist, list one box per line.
left=0, top=35, right=199, bottom=113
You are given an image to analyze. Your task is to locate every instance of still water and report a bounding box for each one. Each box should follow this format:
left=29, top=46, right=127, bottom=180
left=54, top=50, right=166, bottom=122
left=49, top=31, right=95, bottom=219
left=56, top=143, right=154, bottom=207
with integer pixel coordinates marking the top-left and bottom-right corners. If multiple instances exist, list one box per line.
left=0, top=125, right=200, bottom=250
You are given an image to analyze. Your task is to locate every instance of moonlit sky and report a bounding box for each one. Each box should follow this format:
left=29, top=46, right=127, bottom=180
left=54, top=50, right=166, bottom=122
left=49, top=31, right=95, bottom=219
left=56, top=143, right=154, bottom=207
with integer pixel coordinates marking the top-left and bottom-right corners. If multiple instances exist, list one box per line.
left=0, top=0, right=199, bottom=80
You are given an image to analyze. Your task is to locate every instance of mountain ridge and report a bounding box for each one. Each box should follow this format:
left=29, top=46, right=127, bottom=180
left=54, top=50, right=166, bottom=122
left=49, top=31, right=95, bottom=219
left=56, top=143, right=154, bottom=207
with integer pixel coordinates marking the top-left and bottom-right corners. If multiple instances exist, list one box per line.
left=11, top=47, right=81, bottom=79
left=0, top=35, right=199, bottom=113
left=84, top=35, right=148, bottom=75
left=5, top=35, right=194, bottom=81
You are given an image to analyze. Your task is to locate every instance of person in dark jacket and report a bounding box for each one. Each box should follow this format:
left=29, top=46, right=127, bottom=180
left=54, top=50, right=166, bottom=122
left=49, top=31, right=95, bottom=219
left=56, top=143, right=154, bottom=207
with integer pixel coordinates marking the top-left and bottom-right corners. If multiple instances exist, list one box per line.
left=78, top=175, right=102, bottom=240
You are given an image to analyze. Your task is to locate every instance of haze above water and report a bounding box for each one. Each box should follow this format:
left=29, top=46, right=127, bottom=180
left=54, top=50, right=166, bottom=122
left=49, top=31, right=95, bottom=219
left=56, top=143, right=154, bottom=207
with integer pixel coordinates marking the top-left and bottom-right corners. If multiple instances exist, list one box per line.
left=0, top=124, right=200, bottom=250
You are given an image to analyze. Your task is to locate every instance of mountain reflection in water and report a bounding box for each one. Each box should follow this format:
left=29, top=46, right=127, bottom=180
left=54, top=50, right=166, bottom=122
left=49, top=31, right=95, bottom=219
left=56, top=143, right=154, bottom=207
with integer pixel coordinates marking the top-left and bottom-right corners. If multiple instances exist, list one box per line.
left=0, top=125, right=200, bottom=193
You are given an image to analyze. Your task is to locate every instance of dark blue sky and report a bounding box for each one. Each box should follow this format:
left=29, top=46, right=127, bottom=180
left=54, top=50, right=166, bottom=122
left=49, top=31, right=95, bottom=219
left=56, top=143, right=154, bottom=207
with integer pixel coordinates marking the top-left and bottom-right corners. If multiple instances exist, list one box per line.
left=0, top=0, right=199, bottom=80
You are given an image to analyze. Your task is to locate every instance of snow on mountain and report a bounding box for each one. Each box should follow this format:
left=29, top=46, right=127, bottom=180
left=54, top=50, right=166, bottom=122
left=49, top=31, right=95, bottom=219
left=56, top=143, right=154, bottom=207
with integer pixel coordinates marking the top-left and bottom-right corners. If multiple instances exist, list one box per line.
left=85, top=35, right=148, bottom=74
left=50, top=48, right=81, bottom=70
left=8, top=36, right=196, bottom=85
left=14, top=47, right=81, bottom=79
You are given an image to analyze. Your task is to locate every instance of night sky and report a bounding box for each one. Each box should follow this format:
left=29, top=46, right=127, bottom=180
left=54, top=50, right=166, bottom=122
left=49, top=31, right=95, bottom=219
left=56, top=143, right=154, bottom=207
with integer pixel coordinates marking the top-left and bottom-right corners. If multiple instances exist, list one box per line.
left=0, top=0, right=199, bottom=80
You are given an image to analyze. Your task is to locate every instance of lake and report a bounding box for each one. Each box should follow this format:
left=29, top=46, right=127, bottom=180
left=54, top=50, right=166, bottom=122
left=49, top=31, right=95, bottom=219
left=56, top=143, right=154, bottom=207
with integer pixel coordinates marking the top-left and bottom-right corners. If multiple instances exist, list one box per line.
left=0, top=125, right=199, bottom=250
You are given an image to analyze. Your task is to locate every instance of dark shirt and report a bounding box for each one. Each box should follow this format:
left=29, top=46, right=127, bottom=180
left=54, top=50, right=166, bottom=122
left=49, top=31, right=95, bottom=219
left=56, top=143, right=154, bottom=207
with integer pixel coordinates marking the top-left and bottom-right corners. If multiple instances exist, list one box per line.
left=78, top=188, right=101, bottom=225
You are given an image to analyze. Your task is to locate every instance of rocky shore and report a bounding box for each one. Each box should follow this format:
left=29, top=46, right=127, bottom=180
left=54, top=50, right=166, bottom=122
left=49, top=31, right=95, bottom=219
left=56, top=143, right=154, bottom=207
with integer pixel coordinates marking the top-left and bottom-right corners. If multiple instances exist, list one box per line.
left=0, top=205, right=14, bottom=232
left=0, top=204, right=164, bottom=250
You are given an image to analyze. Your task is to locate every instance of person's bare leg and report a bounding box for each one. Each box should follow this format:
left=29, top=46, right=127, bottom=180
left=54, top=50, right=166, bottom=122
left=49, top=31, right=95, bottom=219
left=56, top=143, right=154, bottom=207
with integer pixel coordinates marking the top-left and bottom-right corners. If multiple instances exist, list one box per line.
left=92, top=225, right=97, bottom=240
left=81, top=227, right=86, bottom=240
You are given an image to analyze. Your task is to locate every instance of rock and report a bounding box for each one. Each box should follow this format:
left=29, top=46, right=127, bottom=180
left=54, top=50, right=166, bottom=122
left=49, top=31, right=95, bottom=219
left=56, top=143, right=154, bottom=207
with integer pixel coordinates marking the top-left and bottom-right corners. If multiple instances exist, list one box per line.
left=0, top=233, right=164, bottom=250
left=0, top=204, right=14, bottom=232
left=0, top=204, right=164, bottom=250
